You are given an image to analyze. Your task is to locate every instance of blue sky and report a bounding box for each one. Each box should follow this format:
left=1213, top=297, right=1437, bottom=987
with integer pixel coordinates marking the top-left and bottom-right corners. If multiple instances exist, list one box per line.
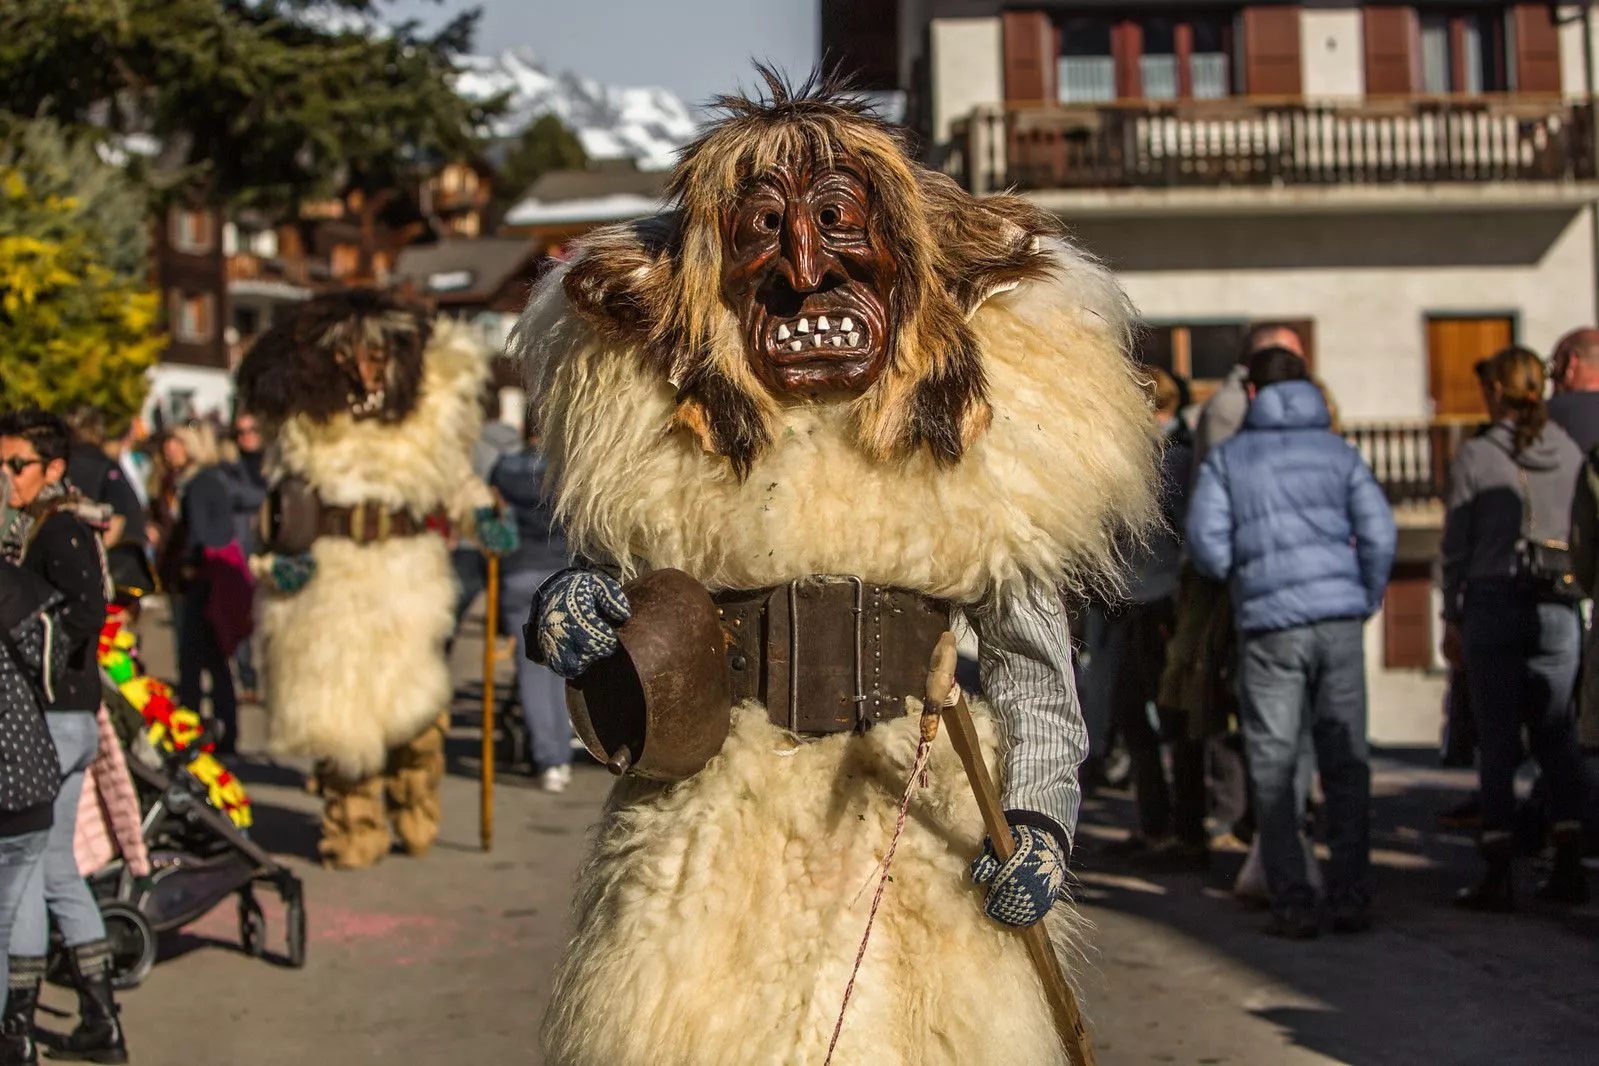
left=390, top=0, right=821, bottom=109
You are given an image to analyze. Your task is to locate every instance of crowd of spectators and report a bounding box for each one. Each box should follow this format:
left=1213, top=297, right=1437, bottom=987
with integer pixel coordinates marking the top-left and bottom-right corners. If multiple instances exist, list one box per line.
left=1086, top=324, right=1597, bottom=937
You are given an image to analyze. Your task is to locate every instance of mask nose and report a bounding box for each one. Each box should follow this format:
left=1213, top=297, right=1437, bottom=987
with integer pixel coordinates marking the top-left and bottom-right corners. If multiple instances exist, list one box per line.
left=777, top=209, right=827, bottom=293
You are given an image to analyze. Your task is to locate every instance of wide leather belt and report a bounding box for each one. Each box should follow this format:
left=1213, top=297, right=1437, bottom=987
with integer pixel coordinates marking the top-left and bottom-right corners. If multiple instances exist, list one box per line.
left=712, top=577, right=952, bottom=737
left=263, top=477, right=450, bottom=553
left=317, top=502, right=448, bottom=545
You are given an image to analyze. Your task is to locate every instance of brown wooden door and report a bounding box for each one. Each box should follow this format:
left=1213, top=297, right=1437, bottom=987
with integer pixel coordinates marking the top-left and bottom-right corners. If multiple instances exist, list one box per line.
left=1384, top=562, right=1434, bottom=670
left=1427, top=315, right=1514, bottom=419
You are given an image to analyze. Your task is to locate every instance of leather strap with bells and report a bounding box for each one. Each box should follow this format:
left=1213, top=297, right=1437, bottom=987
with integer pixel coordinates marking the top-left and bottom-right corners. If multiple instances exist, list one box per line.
left=712, top=577, right=952, bottom=736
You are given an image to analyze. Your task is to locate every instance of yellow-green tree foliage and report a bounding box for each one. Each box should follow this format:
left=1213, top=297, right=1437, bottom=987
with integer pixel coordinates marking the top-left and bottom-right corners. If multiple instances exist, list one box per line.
left=0, top=122, right=162, bottom=429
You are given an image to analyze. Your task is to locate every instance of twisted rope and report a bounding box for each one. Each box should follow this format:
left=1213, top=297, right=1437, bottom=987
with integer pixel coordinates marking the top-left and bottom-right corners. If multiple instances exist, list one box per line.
left=824, top=682, right=957, bottom=1065
left=823, top=732, right=932, bottom=1066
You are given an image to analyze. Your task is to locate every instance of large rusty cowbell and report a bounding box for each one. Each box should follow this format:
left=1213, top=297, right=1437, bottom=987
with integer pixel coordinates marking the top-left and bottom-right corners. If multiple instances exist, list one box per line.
left=565, top=568, right=733, bottom=783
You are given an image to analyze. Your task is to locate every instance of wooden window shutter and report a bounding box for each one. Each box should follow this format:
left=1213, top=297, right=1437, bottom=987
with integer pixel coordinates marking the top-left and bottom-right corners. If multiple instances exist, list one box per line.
left=1512, top=3, right=1561, bottom=94
left=1242, top=4, right=1304, bottom=97
left=1363, top=6, right=1418, bottom=96
left=1003, top=11, right=1055, bottom=105
left=1113, top=19, right=1144, bottom=99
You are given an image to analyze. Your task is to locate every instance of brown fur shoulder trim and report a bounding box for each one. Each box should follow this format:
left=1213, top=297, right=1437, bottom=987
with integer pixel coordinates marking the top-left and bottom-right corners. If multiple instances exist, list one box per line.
left=561, top=214, right=680, bottom=348
left=671, top=362, right=771, bottom=478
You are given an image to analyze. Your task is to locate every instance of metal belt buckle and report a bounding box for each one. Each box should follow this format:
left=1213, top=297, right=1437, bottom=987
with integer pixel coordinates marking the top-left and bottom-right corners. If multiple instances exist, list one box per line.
left=785, top=576, right=869, bottom=734
left=348, top=501, right=368, bottom=541
left=847, top=576, right=866, bottom=730
left=787, top=580, right=800, bottom=733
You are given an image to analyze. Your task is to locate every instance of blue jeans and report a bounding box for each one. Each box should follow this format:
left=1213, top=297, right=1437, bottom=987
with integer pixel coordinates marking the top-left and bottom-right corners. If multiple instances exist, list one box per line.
left=1239, top=619, right=1371, bottom=910
left=0, top=829, right=49, bottom=1014
left=500, top=567, right=572, bottom=772
left=1463, top=586, right=1584, bottom=839
left=10, top=714, right=108, bottom=958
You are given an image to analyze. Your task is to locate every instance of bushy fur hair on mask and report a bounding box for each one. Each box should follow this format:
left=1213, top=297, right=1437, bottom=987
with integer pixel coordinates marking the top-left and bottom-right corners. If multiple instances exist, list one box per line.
left=555, top=66, right=1063, bottom=477
left=236, top=288, right=429, bottom=427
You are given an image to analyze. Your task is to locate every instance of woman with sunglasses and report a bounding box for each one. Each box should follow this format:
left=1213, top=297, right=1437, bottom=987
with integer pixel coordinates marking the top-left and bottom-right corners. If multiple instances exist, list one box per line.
left=0, top=409, right=129, bottom=1063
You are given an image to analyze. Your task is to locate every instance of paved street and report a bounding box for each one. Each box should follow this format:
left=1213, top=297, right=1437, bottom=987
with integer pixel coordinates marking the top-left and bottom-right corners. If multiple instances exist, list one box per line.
left=83, top=600, right=1599, bottom=1066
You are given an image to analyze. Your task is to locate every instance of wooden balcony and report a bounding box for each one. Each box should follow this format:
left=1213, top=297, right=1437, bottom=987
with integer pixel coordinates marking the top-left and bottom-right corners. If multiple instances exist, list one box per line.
left=1342, top=419, right=1482, bottom=508
left=948, top=97, right=1596, bottom=196
left=225, top=253, right=313, bottom=287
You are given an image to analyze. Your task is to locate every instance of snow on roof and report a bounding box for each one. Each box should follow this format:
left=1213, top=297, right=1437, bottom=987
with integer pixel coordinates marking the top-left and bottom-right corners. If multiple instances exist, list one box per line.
left=503, top=192, right=666, bottom=228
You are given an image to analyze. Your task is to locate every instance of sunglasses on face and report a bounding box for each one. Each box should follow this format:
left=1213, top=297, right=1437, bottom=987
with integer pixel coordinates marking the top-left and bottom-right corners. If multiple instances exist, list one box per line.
left=2, top=456, right=42, bottom=476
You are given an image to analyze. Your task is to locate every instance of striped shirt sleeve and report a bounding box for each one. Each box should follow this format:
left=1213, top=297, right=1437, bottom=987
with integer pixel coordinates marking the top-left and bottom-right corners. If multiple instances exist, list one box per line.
left=971, top=577, right=1087, bottom=853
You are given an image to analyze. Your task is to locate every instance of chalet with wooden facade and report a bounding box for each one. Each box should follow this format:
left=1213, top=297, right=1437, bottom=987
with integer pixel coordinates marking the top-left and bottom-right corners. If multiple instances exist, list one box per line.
left=147, top=167, right=500, bottom=424
left=826, top=1, right=1599, bottom=668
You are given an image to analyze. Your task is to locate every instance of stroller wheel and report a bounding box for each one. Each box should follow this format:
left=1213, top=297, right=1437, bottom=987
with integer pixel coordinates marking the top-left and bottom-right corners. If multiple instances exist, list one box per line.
left=100, top=902, right=157, bottom=991
left=285, top=888, right=307, bottom=969
left=239, top=893, right=267, bottom=958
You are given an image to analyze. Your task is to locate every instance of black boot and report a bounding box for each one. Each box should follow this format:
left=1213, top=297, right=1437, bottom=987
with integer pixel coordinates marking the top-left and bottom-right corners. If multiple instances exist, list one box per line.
left=2, top=956, right=44, bottom=1066
left=1455, top=832, right=1515, bottom=912
left=48, top=942, right=126, bottom=1064
left=1535, top=821, right=1591, bottom=905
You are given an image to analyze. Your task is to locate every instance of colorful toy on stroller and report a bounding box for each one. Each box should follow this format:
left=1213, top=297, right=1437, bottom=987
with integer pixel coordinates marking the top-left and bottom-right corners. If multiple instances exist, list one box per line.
left=68, top=605, right=306, bottom=988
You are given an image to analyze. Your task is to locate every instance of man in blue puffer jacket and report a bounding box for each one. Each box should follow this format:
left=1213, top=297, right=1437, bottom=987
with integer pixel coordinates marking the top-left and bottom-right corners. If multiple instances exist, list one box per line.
left=1188, top=347, right=1397, bottom=939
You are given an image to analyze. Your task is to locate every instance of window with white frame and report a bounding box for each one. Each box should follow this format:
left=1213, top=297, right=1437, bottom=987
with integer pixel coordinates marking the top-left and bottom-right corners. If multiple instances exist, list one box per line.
left=169, top=209, right=214, bottom=254
left=1057, top=17, right=1116, bottom=103
left=170, top=291, right=215, bottom=344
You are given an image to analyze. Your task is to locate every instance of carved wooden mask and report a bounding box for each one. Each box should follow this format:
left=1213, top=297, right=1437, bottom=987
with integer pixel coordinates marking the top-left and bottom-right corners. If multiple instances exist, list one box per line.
left=720, top=159, right=896, bottom=399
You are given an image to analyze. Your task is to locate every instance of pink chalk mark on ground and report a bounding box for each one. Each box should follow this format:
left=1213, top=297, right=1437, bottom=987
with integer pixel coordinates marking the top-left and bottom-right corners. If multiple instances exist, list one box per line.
left=177, top=896, right=457, bottom=966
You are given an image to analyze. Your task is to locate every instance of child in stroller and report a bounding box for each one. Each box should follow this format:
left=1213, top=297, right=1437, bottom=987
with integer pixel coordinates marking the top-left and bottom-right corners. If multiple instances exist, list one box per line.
left=58, top=605, right=305, bottom=990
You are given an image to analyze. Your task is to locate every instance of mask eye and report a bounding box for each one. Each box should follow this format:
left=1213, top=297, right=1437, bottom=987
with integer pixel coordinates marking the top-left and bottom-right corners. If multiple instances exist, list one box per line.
left=818, top=206, right=841, bottom=227
left=760, top=211, right=781, bottom=232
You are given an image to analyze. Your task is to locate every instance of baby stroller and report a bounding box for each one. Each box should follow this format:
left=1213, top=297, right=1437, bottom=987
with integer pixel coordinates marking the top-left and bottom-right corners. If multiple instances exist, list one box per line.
left=54, top=605, right=307, bottom=989
left=68, top=714, right=307, bottom=988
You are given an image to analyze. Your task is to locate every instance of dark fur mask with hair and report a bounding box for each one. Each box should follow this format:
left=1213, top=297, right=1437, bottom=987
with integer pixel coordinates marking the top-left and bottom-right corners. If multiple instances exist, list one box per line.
left=235, top=289, right=430, bottom=426
left=561, top=67, right=1064, bottom=478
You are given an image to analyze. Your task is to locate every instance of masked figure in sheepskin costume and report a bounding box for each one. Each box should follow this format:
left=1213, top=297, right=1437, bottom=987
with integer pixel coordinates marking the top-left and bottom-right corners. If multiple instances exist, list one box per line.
left=515, top=71, right=1157, bottom=1065
left=236, top=289, right=510, bottom=869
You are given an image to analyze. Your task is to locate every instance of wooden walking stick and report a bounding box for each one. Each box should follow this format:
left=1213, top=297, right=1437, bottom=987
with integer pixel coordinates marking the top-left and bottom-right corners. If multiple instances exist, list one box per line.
left=481, top=551, right=500, bottom=852
left=926, top=634, right=1097, bottom=1066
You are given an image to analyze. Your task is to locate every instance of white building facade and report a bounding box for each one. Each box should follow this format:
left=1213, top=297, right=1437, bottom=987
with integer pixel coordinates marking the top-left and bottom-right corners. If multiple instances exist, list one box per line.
left=879, top=0, right=1599, bottom=667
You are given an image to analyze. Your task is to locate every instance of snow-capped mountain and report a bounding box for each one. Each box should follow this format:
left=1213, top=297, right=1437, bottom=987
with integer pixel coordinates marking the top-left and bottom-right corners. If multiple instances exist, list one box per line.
left=456, top=49, right=699, bottom=172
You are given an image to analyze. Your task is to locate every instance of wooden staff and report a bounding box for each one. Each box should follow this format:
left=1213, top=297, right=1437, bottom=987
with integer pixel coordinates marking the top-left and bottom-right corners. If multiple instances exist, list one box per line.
left=481, top=551, right=500, bottom=852
left=927, top=635, right=1097, bottom=1066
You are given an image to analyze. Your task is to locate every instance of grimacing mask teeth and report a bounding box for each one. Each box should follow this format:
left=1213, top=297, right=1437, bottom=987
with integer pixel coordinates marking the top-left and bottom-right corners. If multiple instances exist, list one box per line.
left=720, top=161, right=896, bottom=399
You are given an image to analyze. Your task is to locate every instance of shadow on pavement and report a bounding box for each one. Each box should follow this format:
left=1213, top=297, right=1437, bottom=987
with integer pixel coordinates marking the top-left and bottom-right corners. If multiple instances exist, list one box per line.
left=225, top=758, right=322, bottom=861
left=1073, top=743, right=1599, bottom=1065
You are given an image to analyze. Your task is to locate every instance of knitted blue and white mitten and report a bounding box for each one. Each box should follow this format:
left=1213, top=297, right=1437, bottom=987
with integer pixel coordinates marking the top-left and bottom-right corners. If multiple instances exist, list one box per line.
left=473, top=506, right=520, bottom=556
left=268, top=552, right=317, bottom=595
left=970, top=823, right=1068, bottom=928
left=527, top=567, right=631, bottom=679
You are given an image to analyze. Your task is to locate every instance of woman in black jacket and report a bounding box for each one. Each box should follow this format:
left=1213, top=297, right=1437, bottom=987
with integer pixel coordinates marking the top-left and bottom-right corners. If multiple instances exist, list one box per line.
left=0, top=410, right=128, bottom=1063
left=161, top=422, right=242, bottom=757
left=0, top=558, right=65, bottom=1065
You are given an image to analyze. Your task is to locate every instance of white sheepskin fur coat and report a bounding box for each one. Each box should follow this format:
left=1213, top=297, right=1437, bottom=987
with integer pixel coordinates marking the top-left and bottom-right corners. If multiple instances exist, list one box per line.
left=255, top=320, right=492, bottom=780
left=515, top=240, right=1153, bottom=1065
